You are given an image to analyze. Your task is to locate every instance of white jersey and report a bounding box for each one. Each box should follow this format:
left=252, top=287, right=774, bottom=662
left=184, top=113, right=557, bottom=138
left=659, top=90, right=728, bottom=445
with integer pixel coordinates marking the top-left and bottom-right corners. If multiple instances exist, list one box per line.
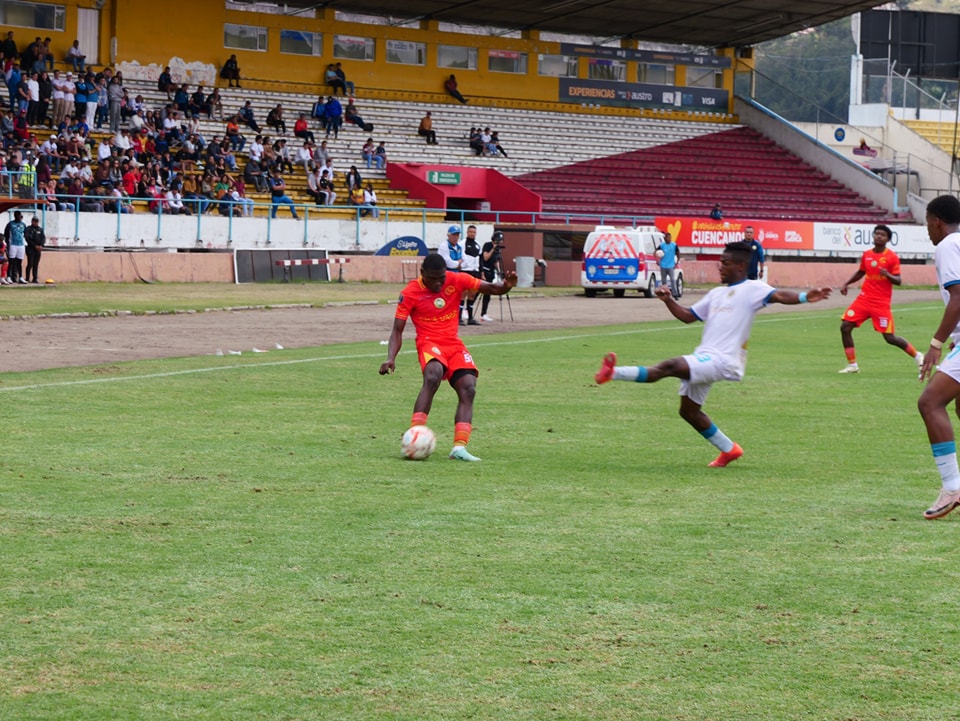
left=690, top=279, right=775, bottom=373
left=935, top=231, right=960, bottom=345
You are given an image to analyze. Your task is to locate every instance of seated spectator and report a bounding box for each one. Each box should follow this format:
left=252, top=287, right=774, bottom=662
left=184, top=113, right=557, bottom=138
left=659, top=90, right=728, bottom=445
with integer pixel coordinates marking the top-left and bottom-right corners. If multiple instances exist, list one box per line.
left=418, top=111, right=437, bottom=145
left=361, top=182, right=378, bottom=219
left=311, top=95, right=326, bottom=122
left=323, top=96, right=342, bottom=139
left=266, top=104, right=286, bottom=135
left=110, top=184, right=134, bottom=214
left=491, top=130, right=507, bottom=157
left=248, top=134, right=264, bottom=164
left=344, top=99, right=372, bottom=131
left=207, top=88, right=224, bottom=121
left=445, top=74, right=468, bottom=104
left=335, top=63, right=355, bottom=95
left=225, top=115, right=245, bottom=152
left=173, top=83, right=190, bottom=115
left=345, top=164, right=362, bottom=194
left=709, top=203, right=723, bottom=220
left=165, top=182, right=192, bottom=214
left=469, top=127, right=484, bottom=156
left=190, top=85, right=210, bottom=119
left=314, top=139, right=330, bottom=168
left=296, top=141, right=313, bottom=172
left=481, top=127, right=497, bottom=156
left=239, top=100, right=260, bottom=132
left=318, top=169, right=336, bottom=206
left=220, top=54, right=241, bottom=88
left=305, top=164, right=326, bottom=205
left=157, top=66, right=176, bottom=100
left=324, top=63, right=347, bottom=96
left=181, top=172, right=209, bottom=214
left=273, top=137, right=293, bottom=175
left=362, top=137, right=380, bottom=170
left=374, top=141, right=387, bottom=169
left=349, top=184, right=364, bottom=209
left=294, top=113, right=315, bottom=144
left=67, top=40, right=86, bottom=73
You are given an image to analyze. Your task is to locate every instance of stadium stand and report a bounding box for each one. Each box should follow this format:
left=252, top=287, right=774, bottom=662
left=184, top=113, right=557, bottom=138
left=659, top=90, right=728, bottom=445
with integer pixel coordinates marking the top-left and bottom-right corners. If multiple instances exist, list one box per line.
left=516, top=126, right=897, bottom=222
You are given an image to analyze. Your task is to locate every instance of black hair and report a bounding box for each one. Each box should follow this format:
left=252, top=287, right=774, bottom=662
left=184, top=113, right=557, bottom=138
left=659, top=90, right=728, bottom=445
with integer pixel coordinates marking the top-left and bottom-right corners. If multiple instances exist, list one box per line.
left=873, top=224, right=893, bottom=240
left=724, top=240, right=752, bottom=263
left=422, top=252, right=446, bottom=272
left=927, top=195, right=960, bottom=225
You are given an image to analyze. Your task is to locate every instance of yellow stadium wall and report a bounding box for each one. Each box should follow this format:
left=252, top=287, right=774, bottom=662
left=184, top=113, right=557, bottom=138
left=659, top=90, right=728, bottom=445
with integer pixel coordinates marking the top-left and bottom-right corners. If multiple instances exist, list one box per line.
left=2, top=0, right=737, bottom=113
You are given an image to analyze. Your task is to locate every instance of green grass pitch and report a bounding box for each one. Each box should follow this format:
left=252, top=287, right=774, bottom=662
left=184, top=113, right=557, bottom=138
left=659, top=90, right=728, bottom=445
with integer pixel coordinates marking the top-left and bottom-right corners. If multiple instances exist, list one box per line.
left=2, top=301, right=959, bottom=720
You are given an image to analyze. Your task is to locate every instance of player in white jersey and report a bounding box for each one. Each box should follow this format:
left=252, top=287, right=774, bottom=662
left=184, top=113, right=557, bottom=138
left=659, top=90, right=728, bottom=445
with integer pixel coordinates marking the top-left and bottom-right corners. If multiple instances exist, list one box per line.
left=594, top=241, right=832, bottom=467
left=917, top=195, right=960, bottom=519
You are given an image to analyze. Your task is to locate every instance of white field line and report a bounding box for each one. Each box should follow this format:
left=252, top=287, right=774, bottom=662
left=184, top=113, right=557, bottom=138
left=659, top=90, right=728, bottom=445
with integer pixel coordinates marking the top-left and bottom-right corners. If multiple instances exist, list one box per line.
left=0, top=304, right=941, bottom=394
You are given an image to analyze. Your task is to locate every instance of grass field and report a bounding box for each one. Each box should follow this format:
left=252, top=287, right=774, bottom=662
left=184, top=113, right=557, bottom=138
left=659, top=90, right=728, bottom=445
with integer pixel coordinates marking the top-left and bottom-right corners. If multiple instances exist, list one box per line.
left=2, top=295, right=959, bottom=720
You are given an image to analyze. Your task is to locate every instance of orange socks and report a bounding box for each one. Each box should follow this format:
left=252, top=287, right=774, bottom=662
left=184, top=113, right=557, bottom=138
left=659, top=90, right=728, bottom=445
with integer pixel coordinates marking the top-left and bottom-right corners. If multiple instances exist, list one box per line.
left=411, top=412, right=428, bottom=427
left=844, top=347, right=857, bottom=364
left=453, top=422, right=472, bottom=447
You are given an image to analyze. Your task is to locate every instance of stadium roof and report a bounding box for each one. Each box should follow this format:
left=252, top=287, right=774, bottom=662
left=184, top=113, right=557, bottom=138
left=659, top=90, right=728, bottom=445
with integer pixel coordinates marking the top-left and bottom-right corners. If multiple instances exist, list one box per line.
left=303, top=0, right=886, bottom=47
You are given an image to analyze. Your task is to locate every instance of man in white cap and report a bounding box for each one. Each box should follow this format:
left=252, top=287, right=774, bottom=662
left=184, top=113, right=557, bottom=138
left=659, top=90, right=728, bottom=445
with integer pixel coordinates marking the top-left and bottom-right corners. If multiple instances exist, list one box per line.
left=437, top=225, right=465, bottom=325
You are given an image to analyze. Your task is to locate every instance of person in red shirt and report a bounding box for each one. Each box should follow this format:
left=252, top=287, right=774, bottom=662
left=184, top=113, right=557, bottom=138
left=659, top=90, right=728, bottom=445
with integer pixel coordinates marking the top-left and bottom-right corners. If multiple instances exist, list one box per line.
left=838, top=224, right=922, bottom=374
left=379, top=252, right=517, bottom=461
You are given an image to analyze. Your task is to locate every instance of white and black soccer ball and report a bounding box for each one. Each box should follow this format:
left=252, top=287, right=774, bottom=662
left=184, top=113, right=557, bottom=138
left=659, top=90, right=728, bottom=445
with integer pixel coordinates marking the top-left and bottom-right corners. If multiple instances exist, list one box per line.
left=401, top=425, right=437, bottom=460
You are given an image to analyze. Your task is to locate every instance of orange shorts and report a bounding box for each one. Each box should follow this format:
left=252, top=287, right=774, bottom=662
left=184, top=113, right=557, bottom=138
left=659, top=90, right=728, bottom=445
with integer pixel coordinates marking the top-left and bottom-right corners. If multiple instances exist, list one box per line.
left=842, top=296, right=895, bottom=334
left=416, top=337, right=477, bottom=381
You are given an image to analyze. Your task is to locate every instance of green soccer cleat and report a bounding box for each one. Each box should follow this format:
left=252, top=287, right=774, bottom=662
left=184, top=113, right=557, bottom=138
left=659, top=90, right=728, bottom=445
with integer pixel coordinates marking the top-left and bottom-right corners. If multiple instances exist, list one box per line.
left=449, top=446, right=481, bottom=462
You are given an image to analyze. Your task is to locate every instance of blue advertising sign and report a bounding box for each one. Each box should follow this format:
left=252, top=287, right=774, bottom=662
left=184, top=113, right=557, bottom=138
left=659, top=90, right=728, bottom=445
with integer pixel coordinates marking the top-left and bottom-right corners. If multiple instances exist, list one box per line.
left=559, top=78, right=728, bottom=111
left=374, top=236, right=429, bottom=256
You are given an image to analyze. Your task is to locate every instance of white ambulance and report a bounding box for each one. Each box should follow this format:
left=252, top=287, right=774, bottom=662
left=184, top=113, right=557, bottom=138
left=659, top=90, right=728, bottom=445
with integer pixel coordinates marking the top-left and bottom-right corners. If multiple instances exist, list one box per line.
left=581, top=225, right=683, bottom=298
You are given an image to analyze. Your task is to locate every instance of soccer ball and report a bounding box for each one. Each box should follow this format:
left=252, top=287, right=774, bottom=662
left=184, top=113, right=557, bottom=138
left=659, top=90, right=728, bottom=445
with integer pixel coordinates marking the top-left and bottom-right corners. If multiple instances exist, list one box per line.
left=401, top=425, right=437, bottom=460
left=655, top=249, right=665, bottom=260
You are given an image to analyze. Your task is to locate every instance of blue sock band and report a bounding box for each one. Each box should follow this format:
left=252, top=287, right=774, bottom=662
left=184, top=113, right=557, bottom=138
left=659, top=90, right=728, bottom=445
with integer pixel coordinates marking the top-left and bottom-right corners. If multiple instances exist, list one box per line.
left=700, top=423, right=718, bottom=439
left=932, top=441, right=956, bottom=457
left=634, top=367, right=648, bottom=382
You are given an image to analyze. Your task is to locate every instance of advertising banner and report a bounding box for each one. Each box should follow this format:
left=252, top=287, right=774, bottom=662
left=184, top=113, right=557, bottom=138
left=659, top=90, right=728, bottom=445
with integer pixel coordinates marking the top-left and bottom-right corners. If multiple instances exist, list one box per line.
left=654, top=217, right=814, bottom=251
left=559, top=78, right=728, bottom=111
left=559, top=44, right=731, bottom=68
left=374, top=236, right=428, bottom=256
left=653, top=217, right=934, bottom=257
left=813, top=222, right=932, bottom=256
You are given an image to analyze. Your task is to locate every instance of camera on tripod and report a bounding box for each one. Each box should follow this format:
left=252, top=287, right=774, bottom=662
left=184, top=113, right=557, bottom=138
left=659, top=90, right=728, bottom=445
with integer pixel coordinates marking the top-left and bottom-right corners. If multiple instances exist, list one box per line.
left=491, top=231, right=505, bottom=259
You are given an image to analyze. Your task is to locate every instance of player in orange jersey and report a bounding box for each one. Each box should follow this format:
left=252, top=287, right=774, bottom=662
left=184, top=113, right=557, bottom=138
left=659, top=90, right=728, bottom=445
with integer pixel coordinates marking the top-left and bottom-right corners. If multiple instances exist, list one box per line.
left=379, top=252, right=517, bottom=461
left=837, top=224, right=923, bottom=374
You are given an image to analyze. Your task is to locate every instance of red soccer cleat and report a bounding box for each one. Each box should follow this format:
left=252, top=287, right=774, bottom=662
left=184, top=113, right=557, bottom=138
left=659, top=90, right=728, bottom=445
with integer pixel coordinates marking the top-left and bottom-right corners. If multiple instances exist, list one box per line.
left=595, top=352, right=617, bottom=384
left=708, top=443, right=743, bottom=468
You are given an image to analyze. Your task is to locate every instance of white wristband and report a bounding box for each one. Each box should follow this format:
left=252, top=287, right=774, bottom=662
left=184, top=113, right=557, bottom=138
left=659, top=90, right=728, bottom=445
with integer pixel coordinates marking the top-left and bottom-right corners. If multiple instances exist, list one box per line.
left=931, top=338, right=944, bottom=350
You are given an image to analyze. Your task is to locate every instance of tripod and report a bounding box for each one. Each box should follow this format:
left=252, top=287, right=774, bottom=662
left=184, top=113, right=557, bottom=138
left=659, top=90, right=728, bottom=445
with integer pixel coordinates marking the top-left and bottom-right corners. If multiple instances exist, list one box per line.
left=491, top=250, right=513, bottom=322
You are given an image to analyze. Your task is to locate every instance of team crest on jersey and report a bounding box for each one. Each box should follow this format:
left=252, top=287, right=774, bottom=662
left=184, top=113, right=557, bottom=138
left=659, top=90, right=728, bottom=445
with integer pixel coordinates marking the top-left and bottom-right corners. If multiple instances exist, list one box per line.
left=434, top=298, right=445, bottom=309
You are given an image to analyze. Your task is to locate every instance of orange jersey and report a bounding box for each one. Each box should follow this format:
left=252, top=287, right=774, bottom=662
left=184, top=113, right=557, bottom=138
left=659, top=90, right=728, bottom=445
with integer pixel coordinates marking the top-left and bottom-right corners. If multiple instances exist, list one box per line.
left=396, top=271, right=481, bottom=345
left=858, top=248, right=900, bottom=303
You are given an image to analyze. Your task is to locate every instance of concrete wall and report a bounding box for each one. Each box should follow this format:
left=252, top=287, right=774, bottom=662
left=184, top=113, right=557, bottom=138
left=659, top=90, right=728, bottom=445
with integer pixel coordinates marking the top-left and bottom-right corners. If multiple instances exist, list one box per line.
left=38, top=250, right=938, bottom=289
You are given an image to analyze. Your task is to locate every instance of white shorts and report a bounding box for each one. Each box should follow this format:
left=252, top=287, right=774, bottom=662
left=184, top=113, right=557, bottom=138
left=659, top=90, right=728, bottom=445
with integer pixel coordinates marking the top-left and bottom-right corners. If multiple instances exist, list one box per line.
left=678, top=352, right=744, bottom=406
left=936, top=344, right=960, bottom=383
left=6, top=244, right=24, bottom=260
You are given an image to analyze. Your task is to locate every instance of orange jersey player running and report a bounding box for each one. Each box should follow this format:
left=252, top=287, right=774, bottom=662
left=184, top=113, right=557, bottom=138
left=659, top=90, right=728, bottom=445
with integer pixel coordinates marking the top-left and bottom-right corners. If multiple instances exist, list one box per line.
left=379, top=252, right=517, bottom=461
left=838, top=224, right=922, bottom=375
